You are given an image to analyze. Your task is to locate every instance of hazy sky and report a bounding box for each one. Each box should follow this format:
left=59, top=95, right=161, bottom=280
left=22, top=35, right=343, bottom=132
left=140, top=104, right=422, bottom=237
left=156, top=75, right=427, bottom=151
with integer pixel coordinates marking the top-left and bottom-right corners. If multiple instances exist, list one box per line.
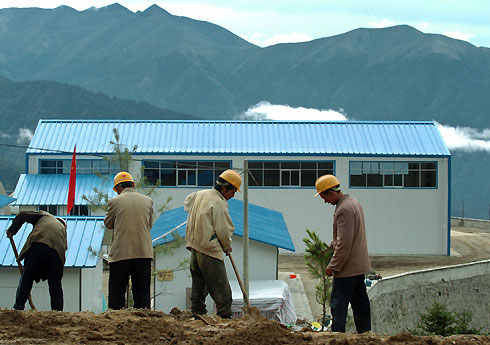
left=2, top=0, right=490, bottom=48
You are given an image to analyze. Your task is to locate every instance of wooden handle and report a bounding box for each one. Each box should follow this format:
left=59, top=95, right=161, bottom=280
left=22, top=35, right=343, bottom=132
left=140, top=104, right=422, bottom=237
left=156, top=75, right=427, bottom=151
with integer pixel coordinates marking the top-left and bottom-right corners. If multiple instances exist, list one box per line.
left=227, top=252, right=249, bottom=307
left=9, top=236, right=36, bottom=310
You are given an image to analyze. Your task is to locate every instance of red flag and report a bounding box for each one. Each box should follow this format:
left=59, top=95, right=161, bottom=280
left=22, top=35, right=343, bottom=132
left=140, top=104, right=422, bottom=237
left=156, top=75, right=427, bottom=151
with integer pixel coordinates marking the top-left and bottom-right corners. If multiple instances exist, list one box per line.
left=67, top=144, right=76, bottom=215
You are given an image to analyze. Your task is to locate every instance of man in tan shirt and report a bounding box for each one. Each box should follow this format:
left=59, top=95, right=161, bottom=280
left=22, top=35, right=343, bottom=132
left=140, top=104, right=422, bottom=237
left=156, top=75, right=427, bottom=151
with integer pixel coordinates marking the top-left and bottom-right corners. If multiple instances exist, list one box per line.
left=6, top=211, right=67, bottom=311
left=315, top=174, right=371, bottom=333
left=184, top=169, right=241, bottom=318
left=104, top=172, right=153, bottom=309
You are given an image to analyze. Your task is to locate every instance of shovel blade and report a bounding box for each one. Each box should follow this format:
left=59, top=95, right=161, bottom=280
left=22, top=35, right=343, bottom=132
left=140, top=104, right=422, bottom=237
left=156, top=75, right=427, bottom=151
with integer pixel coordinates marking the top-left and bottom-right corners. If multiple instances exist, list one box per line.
left=241, top=305, right=263, bottom=320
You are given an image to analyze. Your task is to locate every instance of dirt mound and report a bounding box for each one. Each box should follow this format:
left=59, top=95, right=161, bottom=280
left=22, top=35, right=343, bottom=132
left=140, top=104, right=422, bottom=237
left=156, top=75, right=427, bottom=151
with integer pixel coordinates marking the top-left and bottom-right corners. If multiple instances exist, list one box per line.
left=0, top=308, right=488, bottom=345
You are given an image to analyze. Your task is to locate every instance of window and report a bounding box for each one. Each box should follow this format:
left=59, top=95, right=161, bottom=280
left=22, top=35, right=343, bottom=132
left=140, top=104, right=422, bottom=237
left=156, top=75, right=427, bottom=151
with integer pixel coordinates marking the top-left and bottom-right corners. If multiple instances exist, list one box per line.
left=39, top=205, right=58, bottom=215
left=349, top=161, right=437, bottom=188
left=248, top=161, right=334, bottom=187
left=69, top=205, right=89, bottom=216
left=39, top=160, right=120, bottom=175
left=142, top=161, right=231, bottom=186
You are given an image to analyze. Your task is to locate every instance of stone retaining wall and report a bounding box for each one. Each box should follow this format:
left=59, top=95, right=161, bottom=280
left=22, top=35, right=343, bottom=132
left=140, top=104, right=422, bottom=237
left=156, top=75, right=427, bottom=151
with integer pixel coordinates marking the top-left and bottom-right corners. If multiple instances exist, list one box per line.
left=367, top=260, right=490, bottom=335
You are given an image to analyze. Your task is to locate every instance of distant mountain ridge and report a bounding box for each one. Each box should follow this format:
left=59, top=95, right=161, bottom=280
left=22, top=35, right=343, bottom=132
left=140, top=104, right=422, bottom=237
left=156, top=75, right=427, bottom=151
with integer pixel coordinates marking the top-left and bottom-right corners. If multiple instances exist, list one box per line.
left=0, top=4, right=489, bottom=219
left=1, top=4, right=490, bottom=128
left=0, top=74, right=197, bottom=192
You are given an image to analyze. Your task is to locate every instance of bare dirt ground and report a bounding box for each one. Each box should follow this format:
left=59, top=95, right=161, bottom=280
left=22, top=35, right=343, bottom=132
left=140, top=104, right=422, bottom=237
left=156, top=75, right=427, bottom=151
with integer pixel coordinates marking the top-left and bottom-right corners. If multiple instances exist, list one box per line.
left=278, top=226, right=490, bottom=324
left=1, top=226, right=488, bottom=344
left=0, top=308, right=489, bottom=345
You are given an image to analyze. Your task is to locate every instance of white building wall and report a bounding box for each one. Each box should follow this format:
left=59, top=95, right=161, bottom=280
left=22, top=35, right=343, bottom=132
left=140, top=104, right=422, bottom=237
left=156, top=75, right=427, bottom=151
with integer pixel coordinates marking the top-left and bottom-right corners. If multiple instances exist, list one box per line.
left=27, top=153, right=449, bottom=255
left=81, top=257, right=104, bottom=313
left=137, top=154, right=449, bottom=255
left=0, top=267, right=80, bottom=311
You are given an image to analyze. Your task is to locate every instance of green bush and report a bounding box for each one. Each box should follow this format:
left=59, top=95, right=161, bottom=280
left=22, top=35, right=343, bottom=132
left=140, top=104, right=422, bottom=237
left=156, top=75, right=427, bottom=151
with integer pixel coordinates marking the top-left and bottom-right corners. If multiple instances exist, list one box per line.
left=409, top=301, right=481, bottom=336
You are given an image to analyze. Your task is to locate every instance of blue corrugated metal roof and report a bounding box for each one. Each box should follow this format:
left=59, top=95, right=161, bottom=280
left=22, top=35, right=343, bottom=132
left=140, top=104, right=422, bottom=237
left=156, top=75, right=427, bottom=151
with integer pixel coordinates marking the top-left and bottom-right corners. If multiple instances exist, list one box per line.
left=152, top=198, right=295, bottom=252
left=27, top=120, right=450, bottom=156
left=0, top=195, right=16, bottom=208
left=12, top=174, right=116, bottom=206
left=0, top=216, right=105, bottom=267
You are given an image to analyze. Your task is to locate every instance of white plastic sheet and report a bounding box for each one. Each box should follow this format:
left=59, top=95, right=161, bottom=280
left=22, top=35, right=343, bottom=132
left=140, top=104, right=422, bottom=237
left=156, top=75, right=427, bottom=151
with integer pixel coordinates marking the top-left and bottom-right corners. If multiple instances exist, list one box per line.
left=229, top=280, right=297, bottom=325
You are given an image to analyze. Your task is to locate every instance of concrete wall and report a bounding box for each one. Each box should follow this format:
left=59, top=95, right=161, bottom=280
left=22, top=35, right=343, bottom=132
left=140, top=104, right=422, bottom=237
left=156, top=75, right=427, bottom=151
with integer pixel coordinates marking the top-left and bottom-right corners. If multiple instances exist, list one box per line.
left=367, top=260, right=490, bottom=335
left=451, top=217, right=490, bottom=232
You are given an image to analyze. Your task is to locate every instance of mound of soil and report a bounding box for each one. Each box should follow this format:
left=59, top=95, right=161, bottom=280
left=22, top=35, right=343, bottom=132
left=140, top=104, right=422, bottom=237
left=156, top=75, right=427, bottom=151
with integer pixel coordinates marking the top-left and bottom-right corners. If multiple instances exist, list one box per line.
left=0, top=308, right=488, bottom=345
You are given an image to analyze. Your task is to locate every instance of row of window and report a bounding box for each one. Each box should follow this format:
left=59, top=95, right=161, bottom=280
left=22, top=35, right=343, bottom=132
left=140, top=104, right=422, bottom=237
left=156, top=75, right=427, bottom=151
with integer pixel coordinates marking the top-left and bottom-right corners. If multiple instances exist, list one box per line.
left=38, top=159, right=438, bottom=189
left=40, top=160, right=120, bottom=175
left=350, top=162, right=437, bottom=188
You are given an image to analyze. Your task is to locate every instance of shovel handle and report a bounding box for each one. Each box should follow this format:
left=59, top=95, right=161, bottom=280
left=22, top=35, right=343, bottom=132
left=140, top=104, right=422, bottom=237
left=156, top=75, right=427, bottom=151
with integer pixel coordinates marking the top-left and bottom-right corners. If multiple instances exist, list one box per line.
left=8, top=236, right=36, bottom=310
left=227, top=252, right=250, bottom=307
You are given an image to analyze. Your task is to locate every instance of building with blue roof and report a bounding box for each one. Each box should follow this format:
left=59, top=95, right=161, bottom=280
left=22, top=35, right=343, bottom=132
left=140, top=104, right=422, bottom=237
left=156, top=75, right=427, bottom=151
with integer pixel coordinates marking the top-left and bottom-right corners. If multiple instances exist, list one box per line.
left=0, top=216, right=105, bottom=312
left=151, top=198, right=293, bottom=312
left=14, top=119, right=451, bottom=255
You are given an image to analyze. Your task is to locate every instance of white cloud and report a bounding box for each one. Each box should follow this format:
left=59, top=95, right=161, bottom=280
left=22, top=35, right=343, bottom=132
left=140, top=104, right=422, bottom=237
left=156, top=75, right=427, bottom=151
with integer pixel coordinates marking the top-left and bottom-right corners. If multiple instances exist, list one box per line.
left=436, top=122, right=490, bottom=152
left=239, top=106, right=490, bottom=153
left=17, top=128, right=33, bottom=144
left=443, top=31, right=474, bottom=42
left=240, top=101, right=347, bottom=121
left=368, top=18, right=396, bottom=28
left=250, top=32, right=312, bottom=47
left=0, top=132, right=10, bottom=139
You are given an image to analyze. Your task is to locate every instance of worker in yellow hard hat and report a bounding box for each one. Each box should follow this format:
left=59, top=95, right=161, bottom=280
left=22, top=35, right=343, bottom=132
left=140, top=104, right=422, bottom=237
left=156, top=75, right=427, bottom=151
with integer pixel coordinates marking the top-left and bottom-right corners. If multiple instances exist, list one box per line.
left=314, top=174, right=371, bottom=333
left=105, top=171, right=154, bottom=310
left=184, top=169, right=241, bottom=319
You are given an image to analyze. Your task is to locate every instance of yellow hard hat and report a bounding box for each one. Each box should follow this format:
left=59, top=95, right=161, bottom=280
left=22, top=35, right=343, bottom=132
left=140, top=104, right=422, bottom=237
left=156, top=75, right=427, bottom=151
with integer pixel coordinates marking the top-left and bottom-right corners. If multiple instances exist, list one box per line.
left=314, top=174, right=340, bottom=197
left=113, top=171, right=134, bottom=191
left=219, top=169, right=242, bottom=192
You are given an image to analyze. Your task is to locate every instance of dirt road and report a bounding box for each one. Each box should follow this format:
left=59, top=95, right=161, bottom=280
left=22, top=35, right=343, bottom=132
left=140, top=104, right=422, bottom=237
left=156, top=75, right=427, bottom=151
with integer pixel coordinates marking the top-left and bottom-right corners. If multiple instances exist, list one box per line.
left=278, top=226, right=490, bottom=322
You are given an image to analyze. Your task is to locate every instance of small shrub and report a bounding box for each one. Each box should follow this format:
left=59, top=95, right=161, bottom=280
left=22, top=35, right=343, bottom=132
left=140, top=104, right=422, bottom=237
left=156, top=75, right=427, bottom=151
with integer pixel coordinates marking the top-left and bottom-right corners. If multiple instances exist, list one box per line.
left=409, top=301, right=481, bottom=336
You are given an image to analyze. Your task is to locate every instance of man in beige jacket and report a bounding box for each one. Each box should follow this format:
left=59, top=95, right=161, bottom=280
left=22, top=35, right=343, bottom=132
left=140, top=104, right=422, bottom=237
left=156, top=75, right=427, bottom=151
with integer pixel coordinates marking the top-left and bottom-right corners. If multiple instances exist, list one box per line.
left=6, top=211, right=67, bottom=311
left=315, top=174, right=371, bottom=333
left=184, top=169, right=241, bottom=318
left=104, top=172, right=153, bottom=309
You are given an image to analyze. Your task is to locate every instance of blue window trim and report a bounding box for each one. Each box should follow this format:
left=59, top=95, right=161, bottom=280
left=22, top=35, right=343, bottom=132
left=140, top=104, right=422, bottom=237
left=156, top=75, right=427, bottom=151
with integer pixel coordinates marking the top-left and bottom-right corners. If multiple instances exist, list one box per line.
left=348, top=160, right=439, bottom=189
left=247, top=159, right=336, bottom=189
left=141, top=159, right=233, bottom=188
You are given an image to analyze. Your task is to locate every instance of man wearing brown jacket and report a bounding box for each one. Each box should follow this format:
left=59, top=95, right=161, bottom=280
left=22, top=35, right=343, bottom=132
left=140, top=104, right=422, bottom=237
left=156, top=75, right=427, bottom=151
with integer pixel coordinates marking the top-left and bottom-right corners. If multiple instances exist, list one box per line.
left=6, top=211, right=67, bottom=311
left=184, top=169, right=241, bottom=318
left=104, top=172, right=153, bottom=309
left=315, top=174, right=371, bottom=333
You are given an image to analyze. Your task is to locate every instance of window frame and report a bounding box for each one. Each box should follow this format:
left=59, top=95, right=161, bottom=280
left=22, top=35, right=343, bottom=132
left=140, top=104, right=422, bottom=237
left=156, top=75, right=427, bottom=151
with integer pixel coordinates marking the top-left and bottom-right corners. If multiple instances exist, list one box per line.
left=141, top=160, right=232, bottom=187
left=39, top=159, right=120, bottom=175
left=349, top=160, right=438, bottom=189
left=248, top=160, right=336, bottom=188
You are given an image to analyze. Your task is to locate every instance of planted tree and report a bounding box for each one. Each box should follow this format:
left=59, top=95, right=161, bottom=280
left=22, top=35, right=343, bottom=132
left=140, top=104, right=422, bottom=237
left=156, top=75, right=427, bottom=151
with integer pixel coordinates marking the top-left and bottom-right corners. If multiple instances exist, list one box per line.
left=303, top=229, right=334, bottom=330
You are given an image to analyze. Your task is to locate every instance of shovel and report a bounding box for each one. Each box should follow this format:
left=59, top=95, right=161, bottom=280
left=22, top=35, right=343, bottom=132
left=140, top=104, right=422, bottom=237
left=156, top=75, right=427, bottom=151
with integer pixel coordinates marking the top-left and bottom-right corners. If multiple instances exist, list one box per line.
left=226, top=251, right=262, bottom=320
left=8, top=235, right=36, bottom=310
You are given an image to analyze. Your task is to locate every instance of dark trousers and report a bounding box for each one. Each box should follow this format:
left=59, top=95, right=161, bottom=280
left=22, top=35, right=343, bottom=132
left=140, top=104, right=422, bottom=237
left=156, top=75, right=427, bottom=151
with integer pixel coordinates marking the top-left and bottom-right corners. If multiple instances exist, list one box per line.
left=190, top=249, right=232, bottom=318
left=330, top=274, right=371, bottom=333
left=14, top=242, right=64, bottom=311
left=109, top=258, right=152, bottom=310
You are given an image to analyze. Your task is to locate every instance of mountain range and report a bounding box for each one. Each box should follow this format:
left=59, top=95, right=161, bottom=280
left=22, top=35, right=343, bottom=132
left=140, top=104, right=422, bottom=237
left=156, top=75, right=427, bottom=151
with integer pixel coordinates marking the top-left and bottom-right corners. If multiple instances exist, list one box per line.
left=0, top=4, right=489, bottom=219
